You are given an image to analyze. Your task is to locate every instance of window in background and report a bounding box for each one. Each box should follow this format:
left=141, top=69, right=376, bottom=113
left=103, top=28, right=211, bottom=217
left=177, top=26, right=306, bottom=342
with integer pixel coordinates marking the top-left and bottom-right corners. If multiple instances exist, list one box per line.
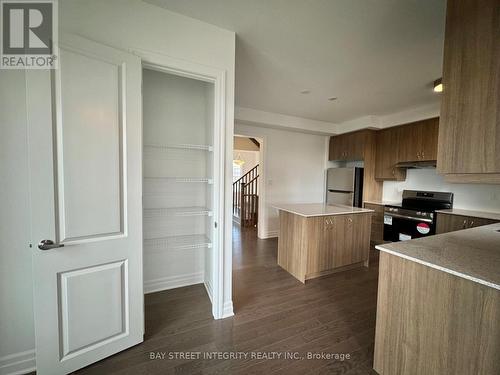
left=233, top=161, right=243, bottom=181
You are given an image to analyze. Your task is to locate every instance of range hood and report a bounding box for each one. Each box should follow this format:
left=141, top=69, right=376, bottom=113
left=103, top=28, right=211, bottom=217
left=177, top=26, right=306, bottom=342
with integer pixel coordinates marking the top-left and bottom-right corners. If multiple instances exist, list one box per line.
left=394, top=160, right=437, bottom=169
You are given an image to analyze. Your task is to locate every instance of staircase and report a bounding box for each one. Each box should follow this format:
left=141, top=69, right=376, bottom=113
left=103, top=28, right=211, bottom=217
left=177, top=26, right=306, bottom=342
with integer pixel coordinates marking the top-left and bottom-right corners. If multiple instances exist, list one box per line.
left=233, top=164, right=259, bottom=227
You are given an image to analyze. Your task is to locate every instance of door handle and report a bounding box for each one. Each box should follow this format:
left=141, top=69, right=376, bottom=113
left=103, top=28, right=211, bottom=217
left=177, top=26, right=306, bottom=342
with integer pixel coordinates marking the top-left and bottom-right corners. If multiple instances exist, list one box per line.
left=38, top=239, right=64, bottom=251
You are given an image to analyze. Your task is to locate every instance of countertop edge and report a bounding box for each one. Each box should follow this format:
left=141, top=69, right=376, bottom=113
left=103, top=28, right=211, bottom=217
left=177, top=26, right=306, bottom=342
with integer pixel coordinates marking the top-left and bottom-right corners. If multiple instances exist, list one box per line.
left=435, top=209, right=500, bottom=221
left=275, top=207, right=374, bottom=217
left=363, top=200, right=399, bottom=206
left=375, top=244, right=500, bottom=291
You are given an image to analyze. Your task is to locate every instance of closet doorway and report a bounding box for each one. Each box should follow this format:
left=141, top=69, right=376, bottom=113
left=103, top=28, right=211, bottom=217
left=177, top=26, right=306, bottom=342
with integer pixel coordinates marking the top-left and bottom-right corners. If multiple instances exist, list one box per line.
left=141, top=63, right=224, bottom=318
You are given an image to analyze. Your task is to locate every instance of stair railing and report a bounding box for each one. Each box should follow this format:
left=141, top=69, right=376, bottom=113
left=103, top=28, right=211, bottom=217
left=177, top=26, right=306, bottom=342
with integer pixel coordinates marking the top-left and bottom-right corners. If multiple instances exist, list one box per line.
left=232, top=164, right=259, bottom=226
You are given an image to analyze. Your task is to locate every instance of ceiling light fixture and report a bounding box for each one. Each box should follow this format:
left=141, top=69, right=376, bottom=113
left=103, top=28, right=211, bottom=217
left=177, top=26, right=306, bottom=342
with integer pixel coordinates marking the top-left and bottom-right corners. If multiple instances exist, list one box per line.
left=233, top=154, right=245, bottom=166
left=433, top=78, right=443, bottom=93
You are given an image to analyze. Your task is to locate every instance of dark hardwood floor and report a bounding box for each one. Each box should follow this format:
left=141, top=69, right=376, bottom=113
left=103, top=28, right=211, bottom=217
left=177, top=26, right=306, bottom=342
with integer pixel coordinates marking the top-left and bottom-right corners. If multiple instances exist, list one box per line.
left=76, top=225, right=379, bottom=375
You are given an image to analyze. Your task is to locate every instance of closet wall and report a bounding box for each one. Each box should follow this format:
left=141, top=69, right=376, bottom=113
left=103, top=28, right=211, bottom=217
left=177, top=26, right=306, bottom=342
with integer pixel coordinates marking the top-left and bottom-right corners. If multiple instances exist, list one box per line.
left=142, top=68, right=215, bottom=294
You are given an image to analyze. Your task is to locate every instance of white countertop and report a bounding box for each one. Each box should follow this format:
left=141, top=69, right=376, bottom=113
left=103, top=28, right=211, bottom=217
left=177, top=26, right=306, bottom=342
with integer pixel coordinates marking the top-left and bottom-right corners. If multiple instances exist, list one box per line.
left=376, top=223, right=500, bottom=290
left=436, top=208, right=500, bottom=221
left=273, top=203, right=374, bottom=217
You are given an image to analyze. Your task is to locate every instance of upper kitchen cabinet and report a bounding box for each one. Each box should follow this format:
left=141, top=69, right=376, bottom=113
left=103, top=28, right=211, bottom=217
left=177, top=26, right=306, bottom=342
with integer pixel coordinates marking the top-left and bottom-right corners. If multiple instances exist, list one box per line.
left=329, top=135, right=345, bottom=161
left=329, top=130, right=367, bottom=161
left=374, top=118, right=437, bottom=181
left=437, top=0, right=500, bottom=182
left=375, top=127, right=406, bottom=181
left=398, top=118, right=439, bottom=163
left=329, top=130, right=382, bottom=202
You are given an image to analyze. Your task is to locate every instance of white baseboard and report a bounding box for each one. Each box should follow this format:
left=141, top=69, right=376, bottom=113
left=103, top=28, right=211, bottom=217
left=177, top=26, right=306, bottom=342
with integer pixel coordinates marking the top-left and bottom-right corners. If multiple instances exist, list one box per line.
left=144, top=272, right=204, bottom=294
left=222, top=300, right=234, bottom=318
left=204, top=278, right=213, bottom=303
left=259, top=230, right=278, bottom=239
left=0, top=349, right=36, bottom=375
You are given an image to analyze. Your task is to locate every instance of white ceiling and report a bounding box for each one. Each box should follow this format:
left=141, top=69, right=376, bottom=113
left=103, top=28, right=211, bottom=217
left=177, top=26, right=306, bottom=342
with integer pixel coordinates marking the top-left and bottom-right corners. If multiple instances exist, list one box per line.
left=145, top=0, right=446, bottom=125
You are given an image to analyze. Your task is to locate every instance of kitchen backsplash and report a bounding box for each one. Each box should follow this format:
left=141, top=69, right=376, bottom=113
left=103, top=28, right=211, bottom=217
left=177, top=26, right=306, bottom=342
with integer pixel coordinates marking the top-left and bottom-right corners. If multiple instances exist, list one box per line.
left=382, top=168, right=500, bottom=213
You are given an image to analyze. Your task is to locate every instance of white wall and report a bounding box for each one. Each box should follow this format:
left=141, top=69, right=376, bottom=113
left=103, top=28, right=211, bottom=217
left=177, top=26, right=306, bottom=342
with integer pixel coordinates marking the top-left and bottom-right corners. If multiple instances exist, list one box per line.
left=235, top=123, right=327, bottom=238
left=0, top=1, right=235, bottom=372
left=0, top=72, right=36, bottom=374
left=383, top=169, right=500, bottom=212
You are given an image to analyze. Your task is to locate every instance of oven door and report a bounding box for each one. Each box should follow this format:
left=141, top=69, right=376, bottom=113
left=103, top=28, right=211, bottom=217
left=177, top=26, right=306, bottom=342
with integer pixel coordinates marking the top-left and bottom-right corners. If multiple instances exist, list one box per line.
left=383, top=213, right=435, bottom=242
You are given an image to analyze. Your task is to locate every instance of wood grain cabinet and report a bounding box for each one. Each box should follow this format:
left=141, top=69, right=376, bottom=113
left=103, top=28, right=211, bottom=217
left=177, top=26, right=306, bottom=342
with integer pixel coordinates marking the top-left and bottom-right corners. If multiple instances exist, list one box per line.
left=328, top=130, right=367, bottom=161
left=278, top=211, right=372, bottom=283
left=329, top=136, right=345, bottom=161
left=374, top=252, right=500, bottom=375
left=313, top=214, right=370, bottom=273
left=436, top=213, right=499, bottom=234
left=363, top=203, right=385, bottom=245
left=375, top=128, right=406, bottom=181
left=374, top=118, right=438, bottom=181
left=398, top=118, right=439, bottom=163
left=330, top=214, right=370, bottom=268
left=328, top=130, right=383, bottom=203
left=437, top=0, right=500, bottom=182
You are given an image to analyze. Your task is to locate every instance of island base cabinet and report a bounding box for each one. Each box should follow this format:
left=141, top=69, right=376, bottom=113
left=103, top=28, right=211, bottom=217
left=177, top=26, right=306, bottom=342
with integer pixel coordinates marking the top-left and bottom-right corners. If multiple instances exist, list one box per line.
left=374, top=252, right=500, bottom=375
left=277, top=211, right=371, bottom=283
left=326, top=214, right=371, bottom=269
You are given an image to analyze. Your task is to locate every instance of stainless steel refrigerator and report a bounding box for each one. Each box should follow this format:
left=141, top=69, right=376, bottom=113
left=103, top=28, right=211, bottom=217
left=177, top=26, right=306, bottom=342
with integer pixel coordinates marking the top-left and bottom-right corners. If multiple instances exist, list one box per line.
left=326, top=167, right=364, bottom=207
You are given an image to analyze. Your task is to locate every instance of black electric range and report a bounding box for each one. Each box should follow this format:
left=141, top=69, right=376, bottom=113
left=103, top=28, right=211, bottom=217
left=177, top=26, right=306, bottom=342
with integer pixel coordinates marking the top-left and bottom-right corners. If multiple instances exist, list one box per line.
left=383, top=190, right=454, bottom=242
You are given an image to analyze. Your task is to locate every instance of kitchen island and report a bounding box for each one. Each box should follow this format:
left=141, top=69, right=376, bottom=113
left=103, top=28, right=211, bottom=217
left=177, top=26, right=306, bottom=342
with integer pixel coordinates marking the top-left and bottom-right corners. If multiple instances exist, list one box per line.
left=374, top=223, right=500, bottom=375
left=274, top=203, right=373, bottom=283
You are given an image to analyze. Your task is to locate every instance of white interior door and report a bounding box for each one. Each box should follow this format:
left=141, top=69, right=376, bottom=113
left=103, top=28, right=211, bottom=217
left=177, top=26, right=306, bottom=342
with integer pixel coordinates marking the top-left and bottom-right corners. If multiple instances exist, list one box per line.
left=27, top=34, right=144, bottom=374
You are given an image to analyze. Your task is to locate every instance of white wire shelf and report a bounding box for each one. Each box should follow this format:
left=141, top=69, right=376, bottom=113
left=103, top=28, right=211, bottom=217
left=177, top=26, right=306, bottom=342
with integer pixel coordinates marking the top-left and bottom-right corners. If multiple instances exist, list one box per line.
left=143, top=206, right=212, bottom=218
left=143, top=177, right=213, bottom=184
left=144, top=143, right=213, bottom=152
left=144, top=234, right=212, bottom=251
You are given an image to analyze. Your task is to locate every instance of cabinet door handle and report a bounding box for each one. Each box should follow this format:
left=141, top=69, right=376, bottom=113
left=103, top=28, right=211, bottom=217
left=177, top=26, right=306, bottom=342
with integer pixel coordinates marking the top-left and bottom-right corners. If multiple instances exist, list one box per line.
left=469, top=220, right=474, bottom=228
left=417, top=152, right=421, bottom=159
left=421, top=151, right=425, bottom=159
left=392, top=168, right=395, bottom=176
left=348, top=217, right=353, bottom=223
left=462, top=219, right=467, bottom=229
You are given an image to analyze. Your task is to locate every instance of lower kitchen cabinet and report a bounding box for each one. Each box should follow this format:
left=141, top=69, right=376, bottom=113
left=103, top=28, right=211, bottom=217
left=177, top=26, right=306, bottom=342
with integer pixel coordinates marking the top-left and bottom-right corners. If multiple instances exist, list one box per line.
left=278, top=210, right=372, bottom=283
left=436, top=212, right=499, bottom=234
left=319, top=214, right=370, bottom=270
left=336, top=213, right=371, bottom=267
left=309, top=214, right=371, bottom=277
left=363, top=202, right=385, bottom=245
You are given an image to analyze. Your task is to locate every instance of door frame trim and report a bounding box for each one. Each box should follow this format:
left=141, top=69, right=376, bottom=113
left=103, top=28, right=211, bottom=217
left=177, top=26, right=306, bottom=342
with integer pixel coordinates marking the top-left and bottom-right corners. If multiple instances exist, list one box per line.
left=133, top=48, right=228, bottom=319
